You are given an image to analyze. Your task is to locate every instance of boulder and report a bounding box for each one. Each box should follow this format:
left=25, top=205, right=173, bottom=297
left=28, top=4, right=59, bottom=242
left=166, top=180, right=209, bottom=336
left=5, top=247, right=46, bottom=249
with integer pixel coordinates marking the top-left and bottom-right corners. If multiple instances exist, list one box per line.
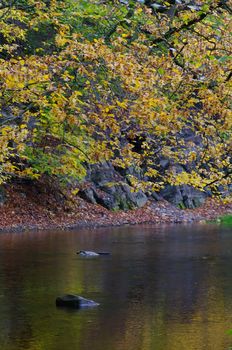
left=56, top=294, right=99, bottom=308
left=78, top=187, right=97, bottom=204
left=78, top=160, right=210, bottom=210
left=78, top=162, right=148, bottom=210
left=150, top=191, right=163, bottom=201
left=77, top=250, right=110, bottom=256
left=88, top=162, right=122, bottom=186
left=0, top=187, right=5, bottom=206
left=80, top=183, right=148, bottom=210
left=160, top=185, right=207, bottom=209
left=121, top=184, right=147, bottom=208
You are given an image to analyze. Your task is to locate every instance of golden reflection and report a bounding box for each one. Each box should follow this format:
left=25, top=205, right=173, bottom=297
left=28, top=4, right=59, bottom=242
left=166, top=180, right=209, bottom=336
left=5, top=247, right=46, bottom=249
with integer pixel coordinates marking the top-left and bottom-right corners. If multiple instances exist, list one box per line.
left=0, top=227, right=232, bottom=350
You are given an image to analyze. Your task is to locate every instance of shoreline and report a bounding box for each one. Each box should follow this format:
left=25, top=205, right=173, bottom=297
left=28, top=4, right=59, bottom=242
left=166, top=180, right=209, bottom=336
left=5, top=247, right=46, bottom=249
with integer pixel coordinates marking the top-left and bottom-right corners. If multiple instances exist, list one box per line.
left=0, top=184, right=231, bottom=233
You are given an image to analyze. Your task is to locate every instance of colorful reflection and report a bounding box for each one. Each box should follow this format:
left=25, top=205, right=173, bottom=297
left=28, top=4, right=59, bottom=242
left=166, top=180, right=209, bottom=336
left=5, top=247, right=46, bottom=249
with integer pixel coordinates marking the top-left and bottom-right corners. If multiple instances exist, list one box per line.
left=0, top=224, right=231, bottom=350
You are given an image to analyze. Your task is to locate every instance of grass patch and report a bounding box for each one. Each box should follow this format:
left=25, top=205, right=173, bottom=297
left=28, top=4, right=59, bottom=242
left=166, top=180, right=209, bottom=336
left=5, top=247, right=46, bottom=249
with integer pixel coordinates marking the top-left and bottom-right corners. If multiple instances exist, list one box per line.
left=217, top=214, right=232, bottom=226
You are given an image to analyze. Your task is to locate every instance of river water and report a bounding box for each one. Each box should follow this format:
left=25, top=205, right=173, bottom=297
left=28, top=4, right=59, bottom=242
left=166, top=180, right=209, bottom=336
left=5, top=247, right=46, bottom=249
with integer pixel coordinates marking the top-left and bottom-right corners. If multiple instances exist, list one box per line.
left=0, top=224, right=232, bottom=350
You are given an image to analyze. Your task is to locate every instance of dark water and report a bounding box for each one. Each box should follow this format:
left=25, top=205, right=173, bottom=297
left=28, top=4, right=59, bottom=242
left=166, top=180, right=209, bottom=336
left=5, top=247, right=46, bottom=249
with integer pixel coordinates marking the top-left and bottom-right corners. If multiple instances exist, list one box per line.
left=0, top=224, right=232, bottom=350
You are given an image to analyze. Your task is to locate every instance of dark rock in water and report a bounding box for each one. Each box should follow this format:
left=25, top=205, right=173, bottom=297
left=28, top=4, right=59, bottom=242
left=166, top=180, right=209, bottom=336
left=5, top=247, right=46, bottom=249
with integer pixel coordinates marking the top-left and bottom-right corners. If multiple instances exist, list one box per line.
left=77, top=250, right=100, bottom=257
left=77, top=250, right=110, bottom=257
left=56, top=294, right=99, bottom=308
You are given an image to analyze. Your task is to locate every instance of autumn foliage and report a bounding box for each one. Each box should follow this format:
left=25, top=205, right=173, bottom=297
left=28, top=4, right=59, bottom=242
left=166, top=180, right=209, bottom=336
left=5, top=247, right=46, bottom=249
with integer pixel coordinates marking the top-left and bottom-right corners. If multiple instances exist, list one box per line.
left=0, top=0, right=231, bottom=195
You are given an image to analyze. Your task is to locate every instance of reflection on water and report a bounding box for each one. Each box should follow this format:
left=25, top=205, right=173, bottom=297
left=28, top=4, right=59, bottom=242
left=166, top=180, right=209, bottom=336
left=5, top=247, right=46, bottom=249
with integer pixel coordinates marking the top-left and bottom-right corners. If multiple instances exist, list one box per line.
left=0, top=224, right=232, bottom=350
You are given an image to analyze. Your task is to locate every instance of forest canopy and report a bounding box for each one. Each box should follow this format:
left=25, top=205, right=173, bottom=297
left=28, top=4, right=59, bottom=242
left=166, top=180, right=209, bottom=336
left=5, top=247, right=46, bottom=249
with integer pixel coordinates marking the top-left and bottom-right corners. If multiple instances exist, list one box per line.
left=0, top=0, right=231, bottom=195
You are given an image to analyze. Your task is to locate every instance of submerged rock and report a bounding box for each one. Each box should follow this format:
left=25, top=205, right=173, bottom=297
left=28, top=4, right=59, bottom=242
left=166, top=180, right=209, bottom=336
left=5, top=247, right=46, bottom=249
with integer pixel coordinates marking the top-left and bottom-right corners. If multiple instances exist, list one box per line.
left=56, top=294, right=99, bottom=308
left=77, top=250, right=110, bottom=257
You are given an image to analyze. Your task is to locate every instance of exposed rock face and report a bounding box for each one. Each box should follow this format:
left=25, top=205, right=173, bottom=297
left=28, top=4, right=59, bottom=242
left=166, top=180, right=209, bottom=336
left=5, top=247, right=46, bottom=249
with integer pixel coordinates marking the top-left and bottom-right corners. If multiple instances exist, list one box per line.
left=159, top=185, right=207, bottom=209
left=78, top=161, right=209, bottom=210
left=56, top=294, right=99, bottom=308
left=0, top=187, right=5, bottom=206
left=77, top=125, right=215, bottom=211
left=79, top=162, right=148, bottom=210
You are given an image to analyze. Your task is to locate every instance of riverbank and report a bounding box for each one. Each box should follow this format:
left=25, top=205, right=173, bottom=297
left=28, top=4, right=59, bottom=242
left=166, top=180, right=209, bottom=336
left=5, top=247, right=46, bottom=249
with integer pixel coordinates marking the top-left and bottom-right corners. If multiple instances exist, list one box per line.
left=0, top=183, right=231, bottom=232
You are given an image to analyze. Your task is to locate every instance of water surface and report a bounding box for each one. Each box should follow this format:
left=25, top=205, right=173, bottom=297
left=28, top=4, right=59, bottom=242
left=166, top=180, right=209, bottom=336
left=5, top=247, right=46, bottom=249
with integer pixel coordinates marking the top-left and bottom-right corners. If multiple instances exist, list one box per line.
left=0, top=224, right=232, bottom=350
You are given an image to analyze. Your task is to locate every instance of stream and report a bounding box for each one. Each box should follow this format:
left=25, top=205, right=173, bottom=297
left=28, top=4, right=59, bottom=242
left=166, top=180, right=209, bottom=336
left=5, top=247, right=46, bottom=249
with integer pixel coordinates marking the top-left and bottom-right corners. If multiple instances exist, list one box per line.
left=0, top=223, right=232, bottom=350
